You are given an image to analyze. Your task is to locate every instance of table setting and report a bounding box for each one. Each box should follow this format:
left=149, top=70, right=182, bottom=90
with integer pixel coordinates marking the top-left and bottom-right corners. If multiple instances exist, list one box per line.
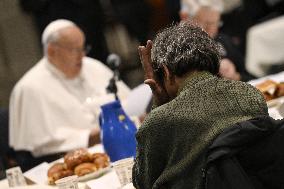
left=0, top=144, right=135, bottom=189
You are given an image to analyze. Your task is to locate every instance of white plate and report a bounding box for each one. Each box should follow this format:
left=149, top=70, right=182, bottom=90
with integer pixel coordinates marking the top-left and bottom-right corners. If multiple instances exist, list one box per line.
left=77, top=166, right=111, bottom=182
left=267, top=96, right=284, bottom=107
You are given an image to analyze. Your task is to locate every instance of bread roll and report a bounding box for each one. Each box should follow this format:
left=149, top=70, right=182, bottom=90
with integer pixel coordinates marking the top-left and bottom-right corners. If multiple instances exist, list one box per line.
left=275, top=82, right=284, bottom=97
left=255, top=80, right=277, bottom=93
left=47, top=163, right=74, bottom=185
left=64, top=148, right=92, bottom=169
left=263, top=92, right=275, bottom=101
left=92, top=153, right=110, bottom=169
left=255, top=80, right=279, bottom=101
left=74, top=162, right=97, bottom=176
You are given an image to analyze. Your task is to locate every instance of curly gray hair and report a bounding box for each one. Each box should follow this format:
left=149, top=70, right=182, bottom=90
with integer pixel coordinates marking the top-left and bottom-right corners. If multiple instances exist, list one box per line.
left=151, top=21, right=221, bottom=80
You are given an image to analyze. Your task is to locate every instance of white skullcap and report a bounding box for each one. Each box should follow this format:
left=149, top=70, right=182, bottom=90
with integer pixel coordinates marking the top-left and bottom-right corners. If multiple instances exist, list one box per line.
left=180, top=0, right=224, bottom=16
left=41, top=19, right=76, bottom=45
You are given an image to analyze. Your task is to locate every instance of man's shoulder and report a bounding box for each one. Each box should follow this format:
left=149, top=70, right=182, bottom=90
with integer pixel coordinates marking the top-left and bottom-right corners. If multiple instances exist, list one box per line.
left=82, top=57, right=113, bottom=78
left=219, top=78, right=259, bottom=93
left=140, top=101, right=177, bottom=130
left=13, top=58, right=50, bottom=92
left=83, top=57, right=111, bottom=72
left=216, top=78, right=267, bottom=111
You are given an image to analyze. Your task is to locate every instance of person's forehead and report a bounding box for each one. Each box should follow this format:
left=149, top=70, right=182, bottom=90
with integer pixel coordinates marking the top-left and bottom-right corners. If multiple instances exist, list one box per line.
left=58, top=27, right=85, bottom=45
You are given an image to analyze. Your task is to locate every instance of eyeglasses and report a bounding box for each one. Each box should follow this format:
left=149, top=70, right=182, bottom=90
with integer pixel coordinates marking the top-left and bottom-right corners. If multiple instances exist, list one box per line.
left=54, top=44, right=92, bottom=54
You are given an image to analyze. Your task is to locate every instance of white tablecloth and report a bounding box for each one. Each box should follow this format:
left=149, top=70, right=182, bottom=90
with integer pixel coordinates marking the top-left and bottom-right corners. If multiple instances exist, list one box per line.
left=0, top=144, right=130, bottom=189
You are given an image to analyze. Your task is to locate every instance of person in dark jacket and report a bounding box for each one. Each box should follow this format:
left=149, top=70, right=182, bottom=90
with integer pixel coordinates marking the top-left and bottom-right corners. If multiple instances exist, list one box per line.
left=205, top=116, right=284, bottom=189
left=132, top=21, right=268, bottom=189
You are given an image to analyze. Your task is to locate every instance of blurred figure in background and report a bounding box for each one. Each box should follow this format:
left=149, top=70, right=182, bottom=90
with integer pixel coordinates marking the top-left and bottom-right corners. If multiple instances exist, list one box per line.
left=246, top=15, right=284, bottom=77
left=9, top=19, right=130, bottom=171
left=179, top=0, right=255, bottom=81
left=221, top=0, right=284, bottom=55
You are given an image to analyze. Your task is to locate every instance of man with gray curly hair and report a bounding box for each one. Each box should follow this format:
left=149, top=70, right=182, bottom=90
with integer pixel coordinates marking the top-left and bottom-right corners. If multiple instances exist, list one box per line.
left=132, top=21, right=268, bottom=189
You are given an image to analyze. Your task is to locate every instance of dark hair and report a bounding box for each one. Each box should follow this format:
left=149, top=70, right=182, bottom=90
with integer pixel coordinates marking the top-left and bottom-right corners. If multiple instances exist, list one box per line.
left=151, top=21, right=221, bottom=80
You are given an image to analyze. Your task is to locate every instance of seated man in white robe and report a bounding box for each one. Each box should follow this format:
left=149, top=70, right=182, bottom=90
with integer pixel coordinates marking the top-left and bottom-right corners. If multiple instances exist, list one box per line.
left=9, top=19, right=130, bottom=171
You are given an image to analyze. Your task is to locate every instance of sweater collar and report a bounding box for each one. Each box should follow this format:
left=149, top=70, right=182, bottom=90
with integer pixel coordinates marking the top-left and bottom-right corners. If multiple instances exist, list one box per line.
left=177, top=71, right=215, bottom=95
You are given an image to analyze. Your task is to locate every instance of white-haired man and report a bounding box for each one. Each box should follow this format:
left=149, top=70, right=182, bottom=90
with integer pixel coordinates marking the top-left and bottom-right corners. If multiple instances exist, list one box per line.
left=180, top=0, right=254, bottom=81
left=9, top=19, right=130, bottom=171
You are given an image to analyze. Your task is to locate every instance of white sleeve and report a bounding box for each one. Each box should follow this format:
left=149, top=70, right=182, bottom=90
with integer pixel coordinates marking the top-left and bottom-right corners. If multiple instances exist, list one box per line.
left=9, top=85, right=91, bottom=157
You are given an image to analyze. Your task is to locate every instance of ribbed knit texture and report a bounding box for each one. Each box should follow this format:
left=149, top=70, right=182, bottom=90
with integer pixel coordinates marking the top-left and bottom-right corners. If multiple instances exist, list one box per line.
left=133, top=71, right=268, bottom=189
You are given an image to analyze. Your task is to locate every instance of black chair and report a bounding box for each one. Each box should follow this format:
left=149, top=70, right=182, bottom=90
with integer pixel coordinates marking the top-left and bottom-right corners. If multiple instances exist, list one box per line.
left=0, top=108, right=18, bottom=179
left=204, top=116, right=284, bottom=189
left=0, top=108, right=9, bottom=179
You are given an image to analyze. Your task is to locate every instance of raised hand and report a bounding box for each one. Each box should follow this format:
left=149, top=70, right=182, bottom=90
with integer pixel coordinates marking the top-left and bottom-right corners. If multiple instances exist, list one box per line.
left=138, top=40, right=170, bottom=106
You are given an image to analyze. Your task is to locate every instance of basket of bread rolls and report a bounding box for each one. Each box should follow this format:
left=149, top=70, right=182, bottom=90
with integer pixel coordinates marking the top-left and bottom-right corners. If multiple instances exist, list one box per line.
left=255, top=80, right=284, bottom=102
left=47, top=148, right=110, bottom=185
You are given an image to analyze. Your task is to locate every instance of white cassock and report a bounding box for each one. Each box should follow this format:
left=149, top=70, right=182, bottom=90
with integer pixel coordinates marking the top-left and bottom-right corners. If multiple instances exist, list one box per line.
left=9, top=57, right=130, bottom=157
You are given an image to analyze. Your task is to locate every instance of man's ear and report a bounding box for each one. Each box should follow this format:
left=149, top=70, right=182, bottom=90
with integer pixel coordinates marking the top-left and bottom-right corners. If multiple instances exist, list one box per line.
left=163, top=65, right=176, bottom=85
left=47, top=44, right=56, bottom=57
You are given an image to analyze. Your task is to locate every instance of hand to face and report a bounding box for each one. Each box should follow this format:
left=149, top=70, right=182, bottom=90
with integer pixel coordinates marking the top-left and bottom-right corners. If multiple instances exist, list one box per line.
left=138, top=40, right=170, bottom=106
left=219, top=58, right=241, bottom=81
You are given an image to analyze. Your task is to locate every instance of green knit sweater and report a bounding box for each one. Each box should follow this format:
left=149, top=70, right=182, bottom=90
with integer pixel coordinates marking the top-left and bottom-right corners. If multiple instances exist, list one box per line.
left=133, top=71, right=268, bottom=189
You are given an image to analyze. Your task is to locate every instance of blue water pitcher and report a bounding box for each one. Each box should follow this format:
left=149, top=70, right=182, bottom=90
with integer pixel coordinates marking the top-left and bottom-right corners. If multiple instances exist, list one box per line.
left=100, top=100, right=137, bottom=162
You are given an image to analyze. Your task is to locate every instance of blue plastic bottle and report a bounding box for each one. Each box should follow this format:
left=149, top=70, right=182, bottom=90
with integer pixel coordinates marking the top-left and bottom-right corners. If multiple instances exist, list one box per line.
left=100, top=100, right=137, bottom=162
